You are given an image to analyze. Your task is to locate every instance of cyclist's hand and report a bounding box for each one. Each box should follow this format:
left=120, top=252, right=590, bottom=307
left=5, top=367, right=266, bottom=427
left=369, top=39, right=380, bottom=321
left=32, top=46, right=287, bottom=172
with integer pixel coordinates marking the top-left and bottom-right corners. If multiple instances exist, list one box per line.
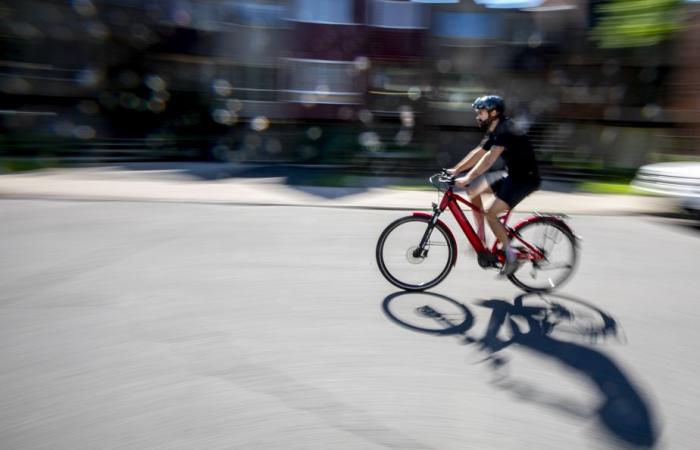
left=439, top=169, right=456, bottom=185
left=455, top=177, right=471, bottom=189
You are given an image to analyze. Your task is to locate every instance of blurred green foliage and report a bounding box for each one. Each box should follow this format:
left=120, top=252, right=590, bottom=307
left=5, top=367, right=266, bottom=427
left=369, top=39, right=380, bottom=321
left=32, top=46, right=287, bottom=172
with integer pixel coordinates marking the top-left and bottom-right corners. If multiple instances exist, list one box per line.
left=577, top=181, right=642, bottom=195
left=592, top=0, right=684, bottom=48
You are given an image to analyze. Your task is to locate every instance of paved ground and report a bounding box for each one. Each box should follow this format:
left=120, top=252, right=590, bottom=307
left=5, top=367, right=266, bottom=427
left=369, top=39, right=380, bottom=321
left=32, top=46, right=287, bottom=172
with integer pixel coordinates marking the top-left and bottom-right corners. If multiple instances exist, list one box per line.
left=1, top=198, right=699, bottom=449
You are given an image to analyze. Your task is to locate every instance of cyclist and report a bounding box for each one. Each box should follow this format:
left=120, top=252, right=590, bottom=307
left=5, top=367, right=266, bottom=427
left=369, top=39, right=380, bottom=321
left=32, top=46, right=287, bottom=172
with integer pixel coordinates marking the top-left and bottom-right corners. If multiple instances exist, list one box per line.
left=447, top=95, right=541, bottom=276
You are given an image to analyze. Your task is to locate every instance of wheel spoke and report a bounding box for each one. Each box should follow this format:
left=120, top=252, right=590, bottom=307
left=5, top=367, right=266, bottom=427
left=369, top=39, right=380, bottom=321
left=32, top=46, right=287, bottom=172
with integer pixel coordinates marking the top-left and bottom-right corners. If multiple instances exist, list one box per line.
left=535, top=263, right=573, bottom=271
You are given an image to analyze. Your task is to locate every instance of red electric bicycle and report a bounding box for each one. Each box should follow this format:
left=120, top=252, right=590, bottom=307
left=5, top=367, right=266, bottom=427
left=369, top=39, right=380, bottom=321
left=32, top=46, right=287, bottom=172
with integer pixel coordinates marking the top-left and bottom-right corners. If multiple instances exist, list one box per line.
left=376, top=170, right=579, bottom=292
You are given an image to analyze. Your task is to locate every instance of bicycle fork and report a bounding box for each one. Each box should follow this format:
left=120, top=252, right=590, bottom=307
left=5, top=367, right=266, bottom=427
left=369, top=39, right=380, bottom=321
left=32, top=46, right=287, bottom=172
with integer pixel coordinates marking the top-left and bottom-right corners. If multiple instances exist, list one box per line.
left=414, top=203, right=442, bottom=258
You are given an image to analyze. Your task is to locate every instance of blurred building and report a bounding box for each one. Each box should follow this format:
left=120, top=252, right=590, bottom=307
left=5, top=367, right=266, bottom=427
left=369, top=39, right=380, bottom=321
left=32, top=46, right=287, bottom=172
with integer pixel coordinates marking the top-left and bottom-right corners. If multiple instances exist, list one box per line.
left=1, top=0, right=697, bottom=176
left=668, top=2, right=700, bottom=157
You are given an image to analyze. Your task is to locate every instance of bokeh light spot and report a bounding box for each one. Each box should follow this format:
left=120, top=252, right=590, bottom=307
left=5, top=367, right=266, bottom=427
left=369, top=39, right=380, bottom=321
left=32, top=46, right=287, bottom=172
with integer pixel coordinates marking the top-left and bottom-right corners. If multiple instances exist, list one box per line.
left=306, top=127, right=322, bottom=141
left=145, top=75, right=166, bottom=92
left=359, top=109, right=373, bottom=124
left=395, top=129, right=412, bottom=146
left=354, top=56, right=370, bottom=71
left=72, top=0, right=97, bottom=17
left=212, top=109, right=236, bottom=125
left=399, top=106, right=415, bottom=128
left=251, top=116, right=270, bottom=132
left=213, top=79, right=233, bottom=97
left=73, top=125, right=96, bottom=140
left=173, top=9, right=191, bottom=26
left=359, top=131, right=381, bottom=150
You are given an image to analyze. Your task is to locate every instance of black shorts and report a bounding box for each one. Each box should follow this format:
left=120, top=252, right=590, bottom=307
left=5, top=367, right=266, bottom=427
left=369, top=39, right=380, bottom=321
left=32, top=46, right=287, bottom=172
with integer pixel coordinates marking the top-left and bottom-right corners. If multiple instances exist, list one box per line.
left=490, top=176, right=540, bottom=208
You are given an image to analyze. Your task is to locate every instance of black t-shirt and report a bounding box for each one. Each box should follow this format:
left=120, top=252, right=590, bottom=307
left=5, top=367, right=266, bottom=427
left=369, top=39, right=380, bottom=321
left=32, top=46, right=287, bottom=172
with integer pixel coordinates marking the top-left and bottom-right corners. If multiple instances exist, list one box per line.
left=480, top=118, right=540, bottom=182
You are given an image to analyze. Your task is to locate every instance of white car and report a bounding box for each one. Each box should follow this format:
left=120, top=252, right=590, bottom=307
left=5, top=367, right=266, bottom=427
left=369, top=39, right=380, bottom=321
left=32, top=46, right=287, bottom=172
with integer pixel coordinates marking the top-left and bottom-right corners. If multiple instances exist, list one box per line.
left=632, top=162, right=700, bottom=217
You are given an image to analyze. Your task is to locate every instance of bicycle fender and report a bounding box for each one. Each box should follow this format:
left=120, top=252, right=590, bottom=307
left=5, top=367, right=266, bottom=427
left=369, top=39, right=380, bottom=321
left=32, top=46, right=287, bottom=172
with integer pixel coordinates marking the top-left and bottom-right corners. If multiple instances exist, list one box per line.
left=412, top=212, right=458, bottom=266
left=513, top=215, right=581, bottom=244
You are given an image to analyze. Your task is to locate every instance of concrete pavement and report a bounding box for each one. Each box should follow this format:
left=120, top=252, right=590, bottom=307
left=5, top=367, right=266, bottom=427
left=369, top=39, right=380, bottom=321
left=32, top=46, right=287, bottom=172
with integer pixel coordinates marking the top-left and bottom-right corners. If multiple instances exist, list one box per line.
left=0, top=165, right=673, bottom=215
left=3, top=202, right=699, bottom=449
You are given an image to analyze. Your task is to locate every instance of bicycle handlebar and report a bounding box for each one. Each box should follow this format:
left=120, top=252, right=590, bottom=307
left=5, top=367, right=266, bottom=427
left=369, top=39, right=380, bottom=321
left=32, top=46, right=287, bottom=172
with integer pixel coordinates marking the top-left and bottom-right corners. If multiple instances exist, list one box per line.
left=429, top=169, right=455, bottom=192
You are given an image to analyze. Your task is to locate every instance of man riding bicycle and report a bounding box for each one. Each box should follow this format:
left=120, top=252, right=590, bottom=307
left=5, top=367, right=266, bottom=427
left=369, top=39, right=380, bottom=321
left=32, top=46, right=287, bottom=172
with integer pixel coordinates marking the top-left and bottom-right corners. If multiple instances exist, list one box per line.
left=447, top=95, right=541, bottom=276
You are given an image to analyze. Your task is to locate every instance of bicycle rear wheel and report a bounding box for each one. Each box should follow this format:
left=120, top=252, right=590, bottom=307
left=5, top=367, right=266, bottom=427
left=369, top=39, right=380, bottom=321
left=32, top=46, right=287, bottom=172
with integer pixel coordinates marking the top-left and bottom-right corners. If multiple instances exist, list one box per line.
left=508, top=217, right=578, bottom=292
left=376, top=216, right=456, bottom=291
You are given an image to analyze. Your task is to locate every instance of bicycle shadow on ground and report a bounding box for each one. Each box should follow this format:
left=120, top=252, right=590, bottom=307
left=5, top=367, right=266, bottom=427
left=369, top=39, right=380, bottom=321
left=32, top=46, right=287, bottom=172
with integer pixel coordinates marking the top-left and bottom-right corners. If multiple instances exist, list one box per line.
left=381, top=291, right=658, bottom=448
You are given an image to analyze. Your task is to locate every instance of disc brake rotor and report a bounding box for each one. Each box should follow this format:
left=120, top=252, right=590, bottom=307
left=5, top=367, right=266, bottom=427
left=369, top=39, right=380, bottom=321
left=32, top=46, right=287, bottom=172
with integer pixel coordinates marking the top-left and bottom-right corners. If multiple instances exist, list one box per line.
left=406, top=246, right=425, bottom=264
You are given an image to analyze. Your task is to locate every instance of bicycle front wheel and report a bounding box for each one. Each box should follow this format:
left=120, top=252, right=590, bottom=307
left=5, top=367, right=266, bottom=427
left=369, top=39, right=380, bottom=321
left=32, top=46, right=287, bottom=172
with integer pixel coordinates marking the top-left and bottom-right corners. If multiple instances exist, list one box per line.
left=376, top=216, right=456, bottom=291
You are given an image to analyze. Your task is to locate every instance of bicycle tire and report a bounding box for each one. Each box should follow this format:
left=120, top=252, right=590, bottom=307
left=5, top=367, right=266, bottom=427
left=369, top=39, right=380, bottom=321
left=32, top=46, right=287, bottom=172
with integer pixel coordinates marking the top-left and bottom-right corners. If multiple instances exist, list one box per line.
left=508, top=217, right=578, bottom=292
left=376, top=216, right=456, bottom=291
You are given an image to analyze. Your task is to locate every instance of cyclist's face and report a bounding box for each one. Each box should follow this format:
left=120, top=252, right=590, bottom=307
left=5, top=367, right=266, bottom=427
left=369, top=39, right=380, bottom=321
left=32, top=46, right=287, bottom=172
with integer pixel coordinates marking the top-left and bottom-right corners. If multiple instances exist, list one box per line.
left=475, top=109, right=493, bottom=129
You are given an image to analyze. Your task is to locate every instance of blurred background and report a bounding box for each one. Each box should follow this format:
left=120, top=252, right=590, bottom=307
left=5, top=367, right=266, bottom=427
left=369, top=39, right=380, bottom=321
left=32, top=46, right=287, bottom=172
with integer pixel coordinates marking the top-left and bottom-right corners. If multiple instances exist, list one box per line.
left=1, top=0, right=699, bottom=184
left=3, top=5, right=700, bottom=448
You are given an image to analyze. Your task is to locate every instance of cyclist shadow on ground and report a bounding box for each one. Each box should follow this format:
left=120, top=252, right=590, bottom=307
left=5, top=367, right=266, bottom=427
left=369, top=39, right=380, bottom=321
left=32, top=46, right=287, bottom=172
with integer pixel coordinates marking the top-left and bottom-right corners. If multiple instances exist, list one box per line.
left=382, top=291, right=658, bottom=448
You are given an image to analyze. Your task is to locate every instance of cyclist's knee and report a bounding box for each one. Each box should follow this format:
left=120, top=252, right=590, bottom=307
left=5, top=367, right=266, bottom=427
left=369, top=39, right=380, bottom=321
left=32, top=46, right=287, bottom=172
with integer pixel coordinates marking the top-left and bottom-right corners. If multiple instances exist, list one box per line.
left=485, top=205, right=508, bottom=220
left=483, top=207, right=497, bottom=220
left=468, top=185, right=487, bottom=201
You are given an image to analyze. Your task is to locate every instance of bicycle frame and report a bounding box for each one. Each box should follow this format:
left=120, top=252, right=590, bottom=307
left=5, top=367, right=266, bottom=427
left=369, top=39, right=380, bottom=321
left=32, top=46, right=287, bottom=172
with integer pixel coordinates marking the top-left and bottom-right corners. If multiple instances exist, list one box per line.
left=425, top=187, right=547, bottom=264
left=439, top=189, right=497, bottom=254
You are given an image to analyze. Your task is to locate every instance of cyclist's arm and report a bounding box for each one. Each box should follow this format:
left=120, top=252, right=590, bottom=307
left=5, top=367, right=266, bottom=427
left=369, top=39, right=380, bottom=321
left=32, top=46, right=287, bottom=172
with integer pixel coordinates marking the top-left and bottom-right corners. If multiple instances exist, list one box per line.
left=449, top=147, right=487, bottom=175
left=461, top=146, right=504, bottom=185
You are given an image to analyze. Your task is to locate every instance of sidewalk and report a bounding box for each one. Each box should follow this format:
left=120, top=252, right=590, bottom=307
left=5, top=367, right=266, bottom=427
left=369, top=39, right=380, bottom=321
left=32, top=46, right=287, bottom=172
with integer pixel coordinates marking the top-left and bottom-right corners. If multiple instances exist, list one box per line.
left=0, top=166, right=672, bottom=215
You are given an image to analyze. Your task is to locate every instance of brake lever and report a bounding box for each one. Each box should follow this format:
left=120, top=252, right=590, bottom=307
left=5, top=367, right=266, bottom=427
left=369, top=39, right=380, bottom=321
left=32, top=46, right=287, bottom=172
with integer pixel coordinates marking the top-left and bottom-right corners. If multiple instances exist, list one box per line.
left=438, top=175, right=455, bottom=186
left=440, top=169, right=456, bottom=185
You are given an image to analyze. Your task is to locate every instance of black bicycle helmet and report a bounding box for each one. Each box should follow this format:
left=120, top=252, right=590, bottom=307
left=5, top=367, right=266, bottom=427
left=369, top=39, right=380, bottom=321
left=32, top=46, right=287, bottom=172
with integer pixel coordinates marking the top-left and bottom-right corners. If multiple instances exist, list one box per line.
left=472, top=95, right=505, bottom=113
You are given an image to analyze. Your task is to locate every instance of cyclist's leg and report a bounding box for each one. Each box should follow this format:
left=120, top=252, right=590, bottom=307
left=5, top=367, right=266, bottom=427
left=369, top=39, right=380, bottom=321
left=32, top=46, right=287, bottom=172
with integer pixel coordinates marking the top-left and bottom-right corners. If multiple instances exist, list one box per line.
left=465, top=176, right=493, bottom=245
left=485, top=197, right=511, bottom=250
left=485, top=197, right=517, bottom=275
left=487, top=176, right=539, bottom=248
left=469, top=171, right=507, bottom=245
left=472, top=197, right=486, bottom=245
left=487, top=177, right=540, bottom=274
